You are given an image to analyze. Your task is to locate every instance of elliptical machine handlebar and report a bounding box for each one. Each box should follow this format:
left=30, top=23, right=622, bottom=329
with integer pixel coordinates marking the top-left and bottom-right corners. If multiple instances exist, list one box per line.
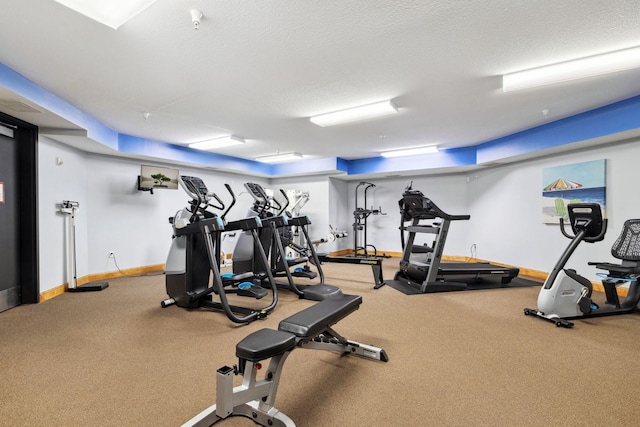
left=220, top=183, right=236, bottom=220
left=208, top=192, right=225, bottom=211
left=277, top=189, right=290, bottom=216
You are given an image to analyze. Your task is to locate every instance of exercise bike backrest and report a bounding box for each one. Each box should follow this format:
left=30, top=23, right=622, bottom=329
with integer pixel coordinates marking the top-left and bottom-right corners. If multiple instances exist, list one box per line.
left=609, top=219, right=640, bottom=262
left=560, top=203, right=607, bottom=243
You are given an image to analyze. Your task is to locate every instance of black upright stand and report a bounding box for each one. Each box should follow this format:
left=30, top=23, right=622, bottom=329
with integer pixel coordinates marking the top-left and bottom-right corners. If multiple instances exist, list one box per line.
left=352, top=182, right=386, bottom=257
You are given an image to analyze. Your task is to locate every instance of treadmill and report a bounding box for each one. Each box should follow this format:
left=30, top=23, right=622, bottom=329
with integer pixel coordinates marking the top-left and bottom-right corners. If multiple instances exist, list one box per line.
left=383, top=186, right=519, bottom=294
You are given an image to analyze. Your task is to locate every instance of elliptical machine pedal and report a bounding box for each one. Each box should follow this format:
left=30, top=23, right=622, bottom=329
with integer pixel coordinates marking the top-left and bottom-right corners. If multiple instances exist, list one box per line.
left=237, top=282, right=268, bottom=299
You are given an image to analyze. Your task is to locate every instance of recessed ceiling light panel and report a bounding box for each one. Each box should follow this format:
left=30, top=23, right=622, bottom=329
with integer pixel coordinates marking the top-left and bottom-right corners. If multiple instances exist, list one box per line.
left=503, top=46, right=640, bottom=92
left=189, top=135, right=245, bottom=151
left=256, top=152, right=304, bottom=163
left=54, top=0, right=158, bottom=29
left=381, top=146, right=439, bottom=158
left=310, top=100, right=398, bottom=127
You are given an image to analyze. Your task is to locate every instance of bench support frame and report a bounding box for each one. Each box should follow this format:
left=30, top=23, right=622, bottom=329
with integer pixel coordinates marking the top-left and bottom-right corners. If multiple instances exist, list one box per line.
left=182, top=333, right=386, bottom=427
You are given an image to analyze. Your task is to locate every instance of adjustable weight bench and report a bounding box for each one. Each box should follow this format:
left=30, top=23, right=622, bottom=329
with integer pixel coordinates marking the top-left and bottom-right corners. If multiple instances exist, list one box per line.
left=183, top=293, right=388, bottom=427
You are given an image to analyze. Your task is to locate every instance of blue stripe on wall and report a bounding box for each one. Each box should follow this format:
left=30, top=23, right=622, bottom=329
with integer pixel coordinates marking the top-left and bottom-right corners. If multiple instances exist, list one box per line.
left=0, top=63, right=119, bottom=150
left=3, top=60, right=640, bottom=177
left=118, top=134, right=271, bottom=175
left=477, top=95, right=640, bottom=164
left=347, top=146, right=477, bottom=175
left=272, top=157, right=348, bottom=176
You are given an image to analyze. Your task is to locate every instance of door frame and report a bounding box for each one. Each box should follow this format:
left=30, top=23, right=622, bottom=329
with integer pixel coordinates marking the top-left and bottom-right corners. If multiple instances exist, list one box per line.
left=0, top=111, right=39, bottom=304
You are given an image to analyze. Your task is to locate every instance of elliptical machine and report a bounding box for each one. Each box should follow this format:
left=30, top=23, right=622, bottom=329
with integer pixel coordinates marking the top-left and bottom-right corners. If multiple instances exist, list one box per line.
left=162, top=176, right=278, bottom=324
left=525, top=203, right=640, bottom=328
left=234, top=182, right=342, bottom=301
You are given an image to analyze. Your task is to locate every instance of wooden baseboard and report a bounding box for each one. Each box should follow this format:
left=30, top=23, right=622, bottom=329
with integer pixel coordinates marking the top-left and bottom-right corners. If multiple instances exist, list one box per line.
left=80, top=264, right=165, bottom=284
left=40, top=254, right=624, bottom=303
left=593, top=281, right=628, bottom=297
left=39, top=285, right=67, bottom=302
left=40, top=264, right=165, bottom=302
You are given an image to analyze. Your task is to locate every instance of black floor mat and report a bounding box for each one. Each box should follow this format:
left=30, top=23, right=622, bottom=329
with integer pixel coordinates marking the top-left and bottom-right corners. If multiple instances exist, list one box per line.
left=383, top=276, right=542, bottom=295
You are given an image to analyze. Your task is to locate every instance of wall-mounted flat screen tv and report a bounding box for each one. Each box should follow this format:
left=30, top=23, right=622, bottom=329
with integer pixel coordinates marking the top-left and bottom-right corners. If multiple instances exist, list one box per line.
left=139, top=165, right=179, bottom=190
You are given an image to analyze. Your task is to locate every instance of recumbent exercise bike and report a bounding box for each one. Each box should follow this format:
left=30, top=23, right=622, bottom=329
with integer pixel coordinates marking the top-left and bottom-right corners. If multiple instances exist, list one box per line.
left=525, top=203, right=640, bottom=328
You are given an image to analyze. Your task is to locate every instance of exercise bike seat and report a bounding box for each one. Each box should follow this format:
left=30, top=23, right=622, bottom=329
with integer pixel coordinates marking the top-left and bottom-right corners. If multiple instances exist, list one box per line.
left=588, top=262, right=640, bottom=275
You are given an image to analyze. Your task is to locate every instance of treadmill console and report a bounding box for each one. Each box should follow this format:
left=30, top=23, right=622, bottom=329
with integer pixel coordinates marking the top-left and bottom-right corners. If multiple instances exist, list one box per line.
left=399, top=190, right=470, bottom=222
left=400, top=190, right=437, bottom=220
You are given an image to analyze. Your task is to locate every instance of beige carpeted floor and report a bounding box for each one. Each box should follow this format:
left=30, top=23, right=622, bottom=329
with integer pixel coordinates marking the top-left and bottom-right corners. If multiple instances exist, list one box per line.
left=2, top=259, right=640, bottom=426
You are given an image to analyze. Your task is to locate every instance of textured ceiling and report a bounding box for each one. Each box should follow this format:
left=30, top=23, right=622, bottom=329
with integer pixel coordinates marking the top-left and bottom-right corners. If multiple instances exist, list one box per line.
left=1, top=1, right=640, bottom=163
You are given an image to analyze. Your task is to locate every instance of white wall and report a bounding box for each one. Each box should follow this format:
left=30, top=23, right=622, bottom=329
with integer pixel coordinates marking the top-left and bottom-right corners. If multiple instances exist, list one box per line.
left=38, top=138, right=268, bottom=293
left=465, top=139, right=640, bottom=282
left=328, top=177, right=349, bottom=252
left=37, top=135, right=640, bottom=293
left=346, top=139, right=640, bottom=283
left=270, top=175, right=332, bottom=244
left=38, top=137, right=89, bottom=292
left=348, top=175, right=469, bottom=256
left=84, top=155, right=183, bottom=275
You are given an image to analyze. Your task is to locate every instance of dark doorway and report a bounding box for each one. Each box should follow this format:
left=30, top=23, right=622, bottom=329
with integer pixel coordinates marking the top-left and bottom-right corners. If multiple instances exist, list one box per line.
left=0, top=111, right=38, bottom=312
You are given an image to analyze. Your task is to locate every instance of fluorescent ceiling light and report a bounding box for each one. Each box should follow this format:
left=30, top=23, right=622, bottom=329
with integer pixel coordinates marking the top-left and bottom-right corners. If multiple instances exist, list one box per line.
left=381, top=146, right=439, bottom=158
left=310, top=100, right=398, bottom=127
left=189, top=135, right=245, bottom=150
left=256, top=152, right=304, bottom=163
left=503, top=46, right=640, bottom=92
left=54, top=0, right=158, bottom=29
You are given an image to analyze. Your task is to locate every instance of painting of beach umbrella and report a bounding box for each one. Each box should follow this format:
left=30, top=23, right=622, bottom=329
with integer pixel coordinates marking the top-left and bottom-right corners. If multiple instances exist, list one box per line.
left=543, top=178, right=583, bottom=191
left=541, top=159, right=606, bottom=224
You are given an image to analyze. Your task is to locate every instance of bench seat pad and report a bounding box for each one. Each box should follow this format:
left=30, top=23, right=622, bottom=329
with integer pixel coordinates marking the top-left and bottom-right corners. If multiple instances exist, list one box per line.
left=236, top=328, right=297, bottom=362
left=278, top=294, right=362, bottom=338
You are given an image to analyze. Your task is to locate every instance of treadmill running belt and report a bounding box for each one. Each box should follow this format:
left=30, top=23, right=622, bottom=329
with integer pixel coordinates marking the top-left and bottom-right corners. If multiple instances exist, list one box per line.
left=384, top=276, right=541, bottom=295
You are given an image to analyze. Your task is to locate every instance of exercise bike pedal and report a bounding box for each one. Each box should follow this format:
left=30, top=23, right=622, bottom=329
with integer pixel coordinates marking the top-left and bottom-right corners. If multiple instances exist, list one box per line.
left=555, top=319, right=574, bottom=328
left=578, top=296, right=593, bottom=315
